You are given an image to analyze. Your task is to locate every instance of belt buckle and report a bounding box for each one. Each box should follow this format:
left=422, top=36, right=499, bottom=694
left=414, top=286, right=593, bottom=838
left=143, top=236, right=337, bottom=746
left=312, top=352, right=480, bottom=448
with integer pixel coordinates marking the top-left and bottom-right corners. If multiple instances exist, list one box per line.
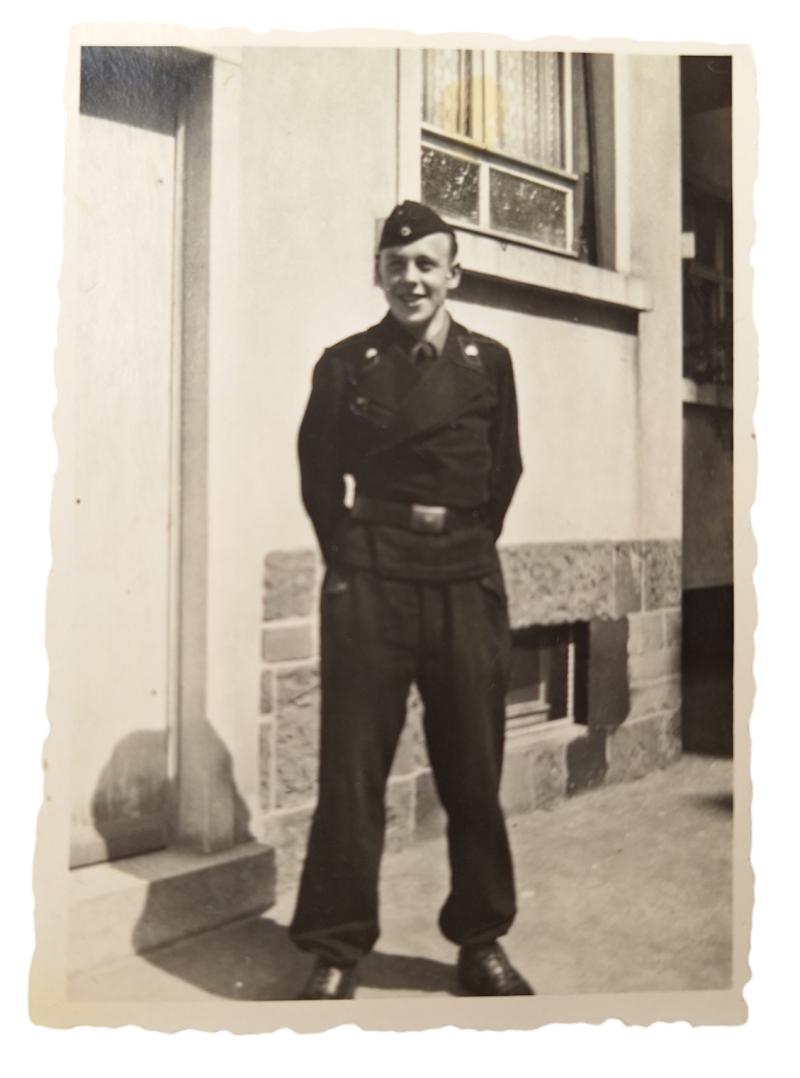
left=410, top=504, right=447, bottom=534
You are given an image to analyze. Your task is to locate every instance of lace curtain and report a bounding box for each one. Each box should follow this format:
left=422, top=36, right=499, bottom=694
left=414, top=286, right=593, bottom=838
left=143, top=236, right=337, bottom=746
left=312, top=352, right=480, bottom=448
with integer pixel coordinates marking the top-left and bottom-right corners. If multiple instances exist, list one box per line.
left=422, top=49, right=563, bottom=169
left=422, top=49, right=474, bottom=139
left=491, top=52, right=563, bottom=168
left=421, top=50, right=597, bottom=261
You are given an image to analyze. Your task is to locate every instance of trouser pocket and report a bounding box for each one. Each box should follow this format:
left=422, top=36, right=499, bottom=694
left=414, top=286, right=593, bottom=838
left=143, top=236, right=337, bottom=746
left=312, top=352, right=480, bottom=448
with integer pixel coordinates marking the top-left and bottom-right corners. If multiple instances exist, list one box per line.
left=478, top=570, right=509, bottom=612
left=321, top=567, right=350, bottom=599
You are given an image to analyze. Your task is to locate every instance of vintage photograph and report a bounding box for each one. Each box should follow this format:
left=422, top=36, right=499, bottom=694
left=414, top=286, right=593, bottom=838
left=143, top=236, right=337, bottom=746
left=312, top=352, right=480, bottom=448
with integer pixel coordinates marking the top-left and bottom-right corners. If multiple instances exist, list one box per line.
left=33, top=30, right=750, bottom=1031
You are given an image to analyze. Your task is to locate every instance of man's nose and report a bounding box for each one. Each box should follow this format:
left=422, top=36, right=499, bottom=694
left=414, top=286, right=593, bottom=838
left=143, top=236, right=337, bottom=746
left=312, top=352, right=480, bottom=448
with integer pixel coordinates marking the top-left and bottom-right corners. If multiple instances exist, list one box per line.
left=400, top=261, right=420, bottom=284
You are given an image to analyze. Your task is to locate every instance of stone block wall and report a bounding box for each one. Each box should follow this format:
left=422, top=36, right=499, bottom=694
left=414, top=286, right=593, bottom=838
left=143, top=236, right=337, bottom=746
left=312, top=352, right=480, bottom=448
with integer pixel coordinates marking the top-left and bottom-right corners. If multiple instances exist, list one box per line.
left=258, top=551, right=319, bottom=888
left=258, top=539, right=683, bottom=893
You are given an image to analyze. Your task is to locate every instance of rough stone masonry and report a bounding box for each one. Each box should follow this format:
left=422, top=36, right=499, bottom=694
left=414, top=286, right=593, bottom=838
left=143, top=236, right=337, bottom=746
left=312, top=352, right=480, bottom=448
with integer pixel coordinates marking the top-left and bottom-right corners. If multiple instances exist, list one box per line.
left=258, top=539, right=682, bottom=892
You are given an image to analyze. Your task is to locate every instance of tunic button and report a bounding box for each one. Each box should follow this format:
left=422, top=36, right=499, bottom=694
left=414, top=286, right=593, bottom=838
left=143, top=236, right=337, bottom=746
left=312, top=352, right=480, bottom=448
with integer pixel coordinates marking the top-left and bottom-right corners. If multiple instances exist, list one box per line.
left=464, top=343, right=479, bottom=357
left=365, top=347, right=378, bottom=360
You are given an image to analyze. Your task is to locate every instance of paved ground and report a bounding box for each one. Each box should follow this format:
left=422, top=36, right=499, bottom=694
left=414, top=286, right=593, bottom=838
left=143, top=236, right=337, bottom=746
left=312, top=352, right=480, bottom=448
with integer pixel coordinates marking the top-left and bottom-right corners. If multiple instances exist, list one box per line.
left=69, top=754, right=733, bottom=1001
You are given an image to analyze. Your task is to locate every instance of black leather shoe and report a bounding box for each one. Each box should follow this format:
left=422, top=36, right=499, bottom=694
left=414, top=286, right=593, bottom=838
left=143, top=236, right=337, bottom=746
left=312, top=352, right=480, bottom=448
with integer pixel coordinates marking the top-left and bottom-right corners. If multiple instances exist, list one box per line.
left=457, top=943, right=535, bottom=996
left=297, top=959, right=357, bottom=1000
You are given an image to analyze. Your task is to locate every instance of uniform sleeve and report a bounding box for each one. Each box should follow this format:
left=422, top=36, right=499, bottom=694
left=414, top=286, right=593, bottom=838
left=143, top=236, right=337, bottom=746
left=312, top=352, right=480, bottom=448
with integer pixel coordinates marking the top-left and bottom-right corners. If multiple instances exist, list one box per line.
left=297, top=351, right=348, bottom=563
left=485, top=350, right=523, bottom=539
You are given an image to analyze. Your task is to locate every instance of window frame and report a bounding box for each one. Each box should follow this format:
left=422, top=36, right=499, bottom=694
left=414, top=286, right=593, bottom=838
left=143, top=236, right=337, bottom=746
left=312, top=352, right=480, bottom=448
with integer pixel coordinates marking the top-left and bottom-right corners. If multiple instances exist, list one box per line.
left=505, top=623, right=586, bottom=737
left=420, top=49, right=582, bottom=259
left=395, top=49, right=651, bottom=311
left=682, top=176, right=733, bottom=387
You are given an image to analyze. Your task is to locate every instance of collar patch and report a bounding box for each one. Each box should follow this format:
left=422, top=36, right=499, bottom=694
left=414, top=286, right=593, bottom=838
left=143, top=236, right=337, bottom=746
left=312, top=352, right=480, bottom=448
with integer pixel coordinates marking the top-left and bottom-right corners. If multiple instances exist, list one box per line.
left=456, top=336, right=483, bottom=370
left=362, top=345, right=381, bottom=372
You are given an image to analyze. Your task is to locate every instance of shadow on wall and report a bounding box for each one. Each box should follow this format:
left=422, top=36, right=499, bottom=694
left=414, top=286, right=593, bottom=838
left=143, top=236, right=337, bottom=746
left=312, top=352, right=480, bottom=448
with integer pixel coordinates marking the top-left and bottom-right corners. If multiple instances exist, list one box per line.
left=90, top=723, right=255, bottom=858
left=89, top=721, right=257, bottom=959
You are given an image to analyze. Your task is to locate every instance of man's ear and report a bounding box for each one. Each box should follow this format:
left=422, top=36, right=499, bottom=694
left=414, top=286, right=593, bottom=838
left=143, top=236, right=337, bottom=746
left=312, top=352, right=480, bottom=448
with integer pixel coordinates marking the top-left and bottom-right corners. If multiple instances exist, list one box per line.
left=447, top=260, right=462, bottom=291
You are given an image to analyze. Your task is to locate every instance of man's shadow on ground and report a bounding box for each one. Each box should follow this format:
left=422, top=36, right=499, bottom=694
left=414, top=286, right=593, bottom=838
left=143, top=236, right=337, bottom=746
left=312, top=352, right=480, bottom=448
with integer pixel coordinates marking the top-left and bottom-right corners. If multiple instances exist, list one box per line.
left=141, top=916, right=461, bottom=999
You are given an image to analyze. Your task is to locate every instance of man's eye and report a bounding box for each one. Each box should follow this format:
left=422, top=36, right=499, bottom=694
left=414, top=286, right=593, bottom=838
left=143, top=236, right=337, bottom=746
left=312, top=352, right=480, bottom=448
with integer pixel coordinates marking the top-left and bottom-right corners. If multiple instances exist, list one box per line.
left=417, top=261, right=434, bottom=271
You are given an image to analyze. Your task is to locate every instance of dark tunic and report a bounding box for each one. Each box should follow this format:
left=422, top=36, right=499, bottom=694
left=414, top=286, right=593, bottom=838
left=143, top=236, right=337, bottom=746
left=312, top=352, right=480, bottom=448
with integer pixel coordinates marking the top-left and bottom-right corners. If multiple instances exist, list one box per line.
left=298, top=312, right=523, bottom=579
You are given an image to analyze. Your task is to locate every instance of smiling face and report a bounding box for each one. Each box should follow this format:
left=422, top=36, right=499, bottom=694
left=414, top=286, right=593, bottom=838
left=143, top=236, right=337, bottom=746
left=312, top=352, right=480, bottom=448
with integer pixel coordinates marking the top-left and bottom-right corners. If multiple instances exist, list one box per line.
left=377, top=231, right=461, bottom=335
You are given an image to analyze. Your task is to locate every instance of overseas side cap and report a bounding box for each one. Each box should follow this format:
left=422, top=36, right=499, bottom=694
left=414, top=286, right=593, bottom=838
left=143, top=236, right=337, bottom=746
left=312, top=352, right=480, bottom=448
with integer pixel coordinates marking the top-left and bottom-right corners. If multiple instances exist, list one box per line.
left=378, top=200, right=455, bottom=250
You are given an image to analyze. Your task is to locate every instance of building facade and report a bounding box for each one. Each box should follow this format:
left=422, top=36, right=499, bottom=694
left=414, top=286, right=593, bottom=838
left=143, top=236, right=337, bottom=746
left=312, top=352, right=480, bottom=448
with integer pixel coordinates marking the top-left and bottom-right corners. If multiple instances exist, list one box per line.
left=55, top=43, right=733, bottom=969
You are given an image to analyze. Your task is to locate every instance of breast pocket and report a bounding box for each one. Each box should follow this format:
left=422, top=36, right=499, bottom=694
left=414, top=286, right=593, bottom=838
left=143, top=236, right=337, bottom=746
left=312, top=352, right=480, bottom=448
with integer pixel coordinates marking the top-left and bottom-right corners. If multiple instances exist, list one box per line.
left=347, top=394, right=395, bottom=431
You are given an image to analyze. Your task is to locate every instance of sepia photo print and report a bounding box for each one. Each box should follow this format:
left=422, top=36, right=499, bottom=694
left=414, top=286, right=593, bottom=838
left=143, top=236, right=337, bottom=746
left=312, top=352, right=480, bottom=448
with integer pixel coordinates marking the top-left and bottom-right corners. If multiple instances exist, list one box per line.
left=33, top=29, right=753, bottom=1032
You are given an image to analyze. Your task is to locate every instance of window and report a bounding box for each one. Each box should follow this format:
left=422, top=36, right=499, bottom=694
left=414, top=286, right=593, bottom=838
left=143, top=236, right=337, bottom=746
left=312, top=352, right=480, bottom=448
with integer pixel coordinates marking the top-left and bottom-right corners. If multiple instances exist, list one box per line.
left=505, top=624, right=588, bottom=737
left=682, top=183, right=733, bottom=387
left=680, top=55, right=733, bottom=387
left=421, top=50, right=597, bottom=261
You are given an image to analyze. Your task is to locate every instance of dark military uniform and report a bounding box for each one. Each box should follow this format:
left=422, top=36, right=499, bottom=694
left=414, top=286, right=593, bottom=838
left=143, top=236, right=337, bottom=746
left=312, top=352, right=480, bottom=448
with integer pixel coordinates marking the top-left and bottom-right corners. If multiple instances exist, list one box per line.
left=289, top=307, right=524, bottom=969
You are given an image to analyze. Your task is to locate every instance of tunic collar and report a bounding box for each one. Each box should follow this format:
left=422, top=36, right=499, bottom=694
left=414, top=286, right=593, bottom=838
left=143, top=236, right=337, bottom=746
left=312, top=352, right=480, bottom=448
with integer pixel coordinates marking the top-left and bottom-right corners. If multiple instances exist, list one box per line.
left=382, top=311, right=452, bottom=359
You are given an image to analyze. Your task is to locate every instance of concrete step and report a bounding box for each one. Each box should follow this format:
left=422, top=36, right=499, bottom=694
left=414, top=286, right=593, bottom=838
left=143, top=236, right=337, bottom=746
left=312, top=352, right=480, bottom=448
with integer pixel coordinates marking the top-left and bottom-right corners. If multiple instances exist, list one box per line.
left=68, top=840, right=275, bottom=973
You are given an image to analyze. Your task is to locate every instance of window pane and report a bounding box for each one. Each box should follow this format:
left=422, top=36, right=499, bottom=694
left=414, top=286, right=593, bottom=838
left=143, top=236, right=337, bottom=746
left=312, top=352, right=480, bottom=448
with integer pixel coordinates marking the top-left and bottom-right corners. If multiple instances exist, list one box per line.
left=421, top=146, right=480, bottom=224
left=489, top=168, right=567, bottom=248
left=683, top=271, right=733, bottom=386
left=683, top=184, right=733, bottom=386
left=540, top=637, right=569, bottom=720
left=505, top=624, right=587, bottom=731
left=489, top=52, right=563, bottom=168
left=507, top=640, right=544, bottom=711
left=422, top=49, right=474, bottom=138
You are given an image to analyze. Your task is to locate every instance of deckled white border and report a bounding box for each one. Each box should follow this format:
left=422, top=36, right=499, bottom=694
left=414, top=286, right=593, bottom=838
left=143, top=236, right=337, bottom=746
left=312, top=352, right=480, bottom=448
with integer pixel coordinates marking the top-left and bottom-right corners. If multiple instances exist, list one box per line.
left=5, top=0, right=793, bottom=1071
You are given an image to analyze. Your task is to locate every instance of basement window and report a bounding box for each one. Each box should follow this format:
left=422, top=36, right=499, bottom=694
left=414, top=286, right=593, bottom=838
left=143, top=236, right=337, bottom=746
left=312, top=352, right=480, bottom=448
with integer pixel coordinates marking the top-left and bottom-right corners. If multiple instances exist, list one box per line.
left=505, top=623, right=587, bottom=738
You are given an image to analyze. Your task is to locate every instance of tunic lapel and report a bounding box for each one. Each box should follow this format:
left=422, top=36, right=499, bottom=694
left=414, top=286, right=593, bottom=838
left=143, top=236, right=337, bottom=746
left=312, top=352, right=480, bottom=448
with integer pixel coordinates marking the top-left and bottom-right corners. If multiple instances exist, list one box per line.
left=364, top=320, right=487, bottom=459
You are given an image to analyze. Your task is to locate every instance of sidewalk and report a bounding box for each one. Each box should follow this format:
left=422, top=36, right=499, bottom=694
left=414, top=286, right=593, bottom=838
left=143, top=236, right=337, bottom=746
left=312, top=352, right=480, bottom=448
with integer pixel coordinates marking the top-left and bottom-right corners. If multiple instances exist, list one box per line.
left=69, top=753, right=734, bottom=1000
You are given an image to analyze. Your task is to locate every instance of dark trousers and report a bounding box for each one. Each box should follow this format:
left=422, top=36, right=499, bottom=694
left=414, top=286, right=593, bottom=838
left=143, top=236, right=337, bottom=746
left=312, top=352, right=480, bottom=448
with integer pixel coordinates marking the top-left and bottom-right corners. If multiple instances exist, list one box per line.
left=289, top=565, right=517, bottom=968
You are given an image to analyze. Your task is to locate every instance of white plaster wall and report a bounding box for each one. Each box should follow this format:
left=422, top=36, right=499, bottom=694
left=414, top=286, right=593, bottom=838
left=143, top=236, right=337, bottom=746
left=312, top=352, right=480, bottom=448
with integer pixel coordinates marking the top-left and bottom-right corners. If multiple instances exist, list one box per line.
left=448, top=298, right=639, bottom=545
left=626, top=55, right=683, bottom=542
left=233, top=49, right=683, bottom=558
left=240, top=48, right=398, bottom=554
left=196, top=49, right=398, bottom=831
left=195, top=47, right=684, bottom=844
left=59, top=47, right=686, bottom=866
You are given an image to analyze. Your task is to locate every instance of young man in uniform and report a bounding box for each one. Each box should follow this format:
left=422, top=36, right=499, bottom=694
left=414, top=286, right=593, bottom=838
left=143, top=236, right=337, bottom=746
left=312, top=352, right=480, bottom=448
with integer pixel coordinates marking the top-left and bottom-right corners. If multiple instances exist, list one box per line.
left=290, top=200, right=533, bottom=1000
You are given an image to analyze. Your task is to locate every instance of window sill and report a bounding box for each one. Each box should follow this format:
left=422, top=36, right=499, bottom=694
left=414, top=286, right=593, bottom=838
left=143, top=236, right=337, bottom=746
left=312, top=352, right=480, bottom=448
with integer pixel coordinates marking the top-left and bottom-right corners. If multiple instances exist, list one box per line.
left=453, top=227, right=653, bottom=313
left=504, top=715, right=582, bottom=747
left=682, top=378, right=733, bottom=409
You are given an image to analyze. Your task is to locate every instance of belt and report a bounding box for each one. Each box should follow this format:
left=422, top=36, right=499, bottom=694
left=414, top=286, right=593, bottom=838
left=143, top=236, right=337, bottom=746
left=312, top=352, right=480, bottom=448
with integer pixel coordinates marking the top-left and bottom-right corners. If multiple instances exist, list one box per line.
left=351, top=495, right=483, bottom=535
